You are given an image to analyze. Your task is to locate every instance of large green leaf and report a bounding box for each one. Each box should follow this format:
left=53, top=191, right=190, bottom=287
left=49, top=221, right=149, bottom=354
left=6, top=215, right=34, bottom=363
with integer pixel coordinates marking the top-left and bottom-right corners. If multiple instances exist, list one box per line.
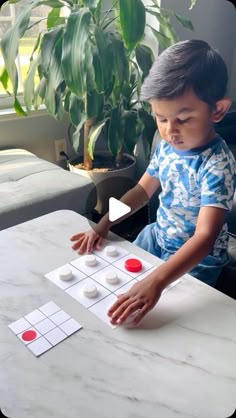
left=34, top=77, right=47, bottom=109
left=83, top=0, right=100, bottom=8
left=108, top=107, right=123, bottom=155
left=138, top=108, right=156, bottom=158
left=122, top=110, right=137, bottom=155
left=41, top=26, right=63, bottom=77
left=0, top=0, right=40, bottom=95
left=148, top=25, right=172, bottom=49
left=47, top=8, right=65, bottom=29
left=135, top=44, right=154, bottom=79
left=72, top=114, right=87, bottom=152
left=14, top=96, right=27, bottom=116
left=87, top=89, right=104, bottom=118
left=69, top=93, right=85, bottom=126
left=92, top=46, right=104, bottom=92
left=109, top=33, right=129, bottom=88
left=0, top=68, right=9, bottom=90
left=94, top=27, right=114, bottom=92
left=119, top=0, right=145, bottom=51
left=44, top=35, right=64, bottom=116
left=38, top=0, right=68, bottom=7
left=88, top=119, right=107, bottom=159
left=174, top=13, right=194, bottom=30
left=23, top=56, right=40, bottom=111
left=62, top=9, right=92, bottom=97
left=147, top=10, right=178, bottom=44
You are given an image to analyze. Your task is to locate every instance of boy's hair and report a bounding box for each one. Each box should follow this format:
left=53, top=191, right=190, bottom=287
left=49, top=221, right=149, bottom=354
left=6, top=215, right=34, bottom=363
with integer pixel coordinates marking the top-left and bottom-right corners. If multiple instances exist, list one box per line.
left=140, top=40, right=228, bottom=106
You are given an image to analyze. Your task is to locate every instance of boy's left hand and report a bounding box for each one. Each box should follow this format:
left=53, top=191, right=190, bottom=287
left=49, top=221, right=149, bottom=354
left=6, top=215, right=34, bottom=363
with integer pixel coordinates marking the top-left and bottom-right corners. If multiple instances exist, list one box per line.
left=107, top=276, right=163, bottom=325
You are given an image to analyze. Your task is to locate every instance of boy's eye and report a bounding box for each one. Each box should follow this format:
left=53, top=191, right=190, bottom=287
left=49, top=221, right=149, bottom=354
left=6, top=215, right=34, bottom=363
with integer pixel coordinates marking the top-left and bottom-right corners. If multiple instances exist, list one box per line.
left=177, top=117, right=191, bottom=124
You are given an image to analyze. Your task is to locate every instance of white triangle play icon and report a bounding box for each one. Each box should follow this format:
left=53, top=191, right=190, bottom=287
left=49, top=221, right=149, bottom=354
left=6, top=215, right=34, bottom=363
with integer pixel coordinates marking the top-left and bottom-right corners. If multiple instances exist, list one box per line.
left=109, top=197, right=131, bottom=222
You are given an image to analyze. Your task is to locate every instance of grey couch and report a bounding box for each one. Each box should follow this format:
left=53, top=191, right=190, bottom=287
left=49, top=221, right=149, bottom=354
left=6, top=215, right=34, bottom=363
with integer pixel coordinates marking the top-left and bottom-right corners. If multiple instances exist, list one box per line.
left=0, top=148, right=96, bottom=230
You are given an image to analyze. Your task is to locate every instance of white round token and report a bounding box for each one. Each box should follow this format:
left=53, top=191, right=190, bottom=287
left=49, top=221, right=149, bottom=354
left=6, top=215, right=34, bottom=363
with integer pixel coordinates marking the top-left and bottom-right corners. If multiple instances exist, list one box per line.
left=105, top=245, right=118, bottom=257
left=58, top=267, right=73, bottom=281
left=82, top=283, right=98, bottom=298
left=105, top=271, right=119, bottom=285
left=84, top=255, right=97, bottom=267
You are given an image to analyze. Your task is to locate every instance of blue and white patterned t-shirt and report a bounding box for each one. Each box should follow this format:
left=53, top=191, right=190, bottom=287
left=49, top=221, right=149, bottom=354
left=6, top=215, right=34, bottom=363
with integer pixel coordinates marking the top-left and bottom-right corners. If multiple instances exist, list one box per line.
left=146, top=136, right=236, bottom=258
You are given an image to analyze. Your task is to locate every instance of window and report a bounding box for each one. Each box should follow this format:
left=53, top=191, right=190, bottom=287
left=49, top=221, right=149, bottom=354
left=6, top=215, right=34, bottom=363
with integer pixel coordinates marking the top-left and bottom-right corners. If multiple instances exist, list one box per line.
left=0, top=1, right=50, bottom=105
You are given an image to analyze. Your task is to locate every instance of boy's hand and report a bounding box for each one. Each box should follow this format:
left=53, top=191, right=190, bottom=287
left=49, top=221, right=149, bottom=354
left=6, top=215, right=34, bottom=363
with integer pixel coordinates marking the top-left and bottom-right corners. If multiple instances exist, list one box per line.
left=107, top=276, right=163, bottom=325
left=70, top=229, right=104, bottom=254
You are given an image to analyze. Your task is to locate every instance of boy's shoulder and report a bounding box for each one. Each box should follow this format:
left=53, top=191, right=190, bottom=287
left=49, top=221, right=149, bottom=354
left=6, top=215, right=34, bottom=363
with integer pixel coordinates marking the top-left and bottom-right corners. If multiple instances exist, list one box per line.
left=155, top=136, right=235, bottom=163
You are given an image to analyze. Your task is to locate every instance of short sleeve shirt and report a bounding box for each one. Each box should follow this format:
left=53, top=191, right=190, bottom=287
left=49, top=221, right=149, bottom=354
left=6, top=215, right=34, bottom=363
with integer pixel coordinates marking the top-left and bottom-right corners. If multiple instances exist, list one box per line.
left=146, top=136, right=236, bottom=256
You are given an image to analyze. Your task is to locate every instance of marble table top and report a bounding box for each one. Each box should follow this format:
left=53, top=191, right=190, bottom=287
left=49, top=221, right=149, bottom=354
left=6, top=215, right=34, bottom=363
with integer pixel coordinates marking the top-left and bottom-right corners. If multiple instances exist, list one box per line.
left=0, top=210, right=235, bottom=418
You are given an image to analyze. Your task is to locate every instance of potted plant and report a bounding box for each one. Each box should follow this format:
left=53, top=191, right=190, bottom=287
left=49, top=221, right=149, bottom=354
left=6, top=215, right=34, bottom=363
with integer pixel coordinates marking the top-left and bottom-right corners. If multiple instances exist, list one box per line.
left=0, top=0, right=196, bottom=212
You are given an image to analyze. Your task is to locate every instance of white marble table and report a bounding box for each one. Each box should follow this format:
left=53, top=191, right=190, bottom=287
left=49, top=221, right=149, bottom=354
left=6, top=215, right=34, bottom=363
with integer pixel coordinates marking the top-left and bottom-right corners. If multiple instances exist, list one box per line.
left=0, top=210, right=235, bottom=418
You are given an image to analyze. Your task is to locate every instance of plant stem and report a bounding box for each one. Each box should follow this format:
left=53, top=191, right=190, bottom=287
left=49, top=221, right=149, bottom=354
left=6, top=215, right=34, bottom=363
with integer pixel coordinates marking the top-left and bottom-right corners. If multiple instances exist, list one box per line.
left=83, top=117, right=94, bottom=170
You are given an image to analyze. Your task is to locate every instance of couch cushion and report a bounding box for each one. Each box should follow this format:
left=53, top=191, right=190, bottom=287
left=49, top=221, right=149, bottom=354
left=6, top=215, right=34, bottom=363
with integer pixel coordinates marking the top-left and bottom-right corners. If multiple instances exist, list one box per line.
left=0, top=149, right=96, bottom=230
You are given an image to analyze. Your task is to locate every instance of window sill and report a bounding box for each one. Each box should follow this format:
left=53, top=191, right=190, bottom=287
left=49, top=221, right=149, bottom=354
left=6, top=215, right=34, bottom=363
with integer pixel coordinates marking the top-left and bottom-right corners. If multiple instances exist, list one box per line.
left=0, top=105, right=47, bottom=121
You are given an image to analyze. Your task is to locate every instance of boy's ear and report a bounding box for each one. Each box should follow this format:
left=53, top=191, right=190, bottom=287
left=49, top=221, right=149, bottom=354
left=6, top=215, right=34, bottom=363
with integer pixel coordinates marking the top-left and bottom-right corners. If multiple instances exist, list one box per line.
left=212, top=98, right=232, bottom=122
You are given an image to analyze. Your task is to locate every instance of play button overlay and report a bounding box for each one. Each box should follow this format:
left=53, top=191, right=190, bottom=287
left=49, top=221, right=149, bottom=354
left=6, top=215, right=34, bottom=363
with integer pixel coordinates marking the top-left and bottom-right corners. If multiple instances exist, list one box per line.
left=83, top=178, right=149, bottom=242
left=109, top=198, right=131, bottom=222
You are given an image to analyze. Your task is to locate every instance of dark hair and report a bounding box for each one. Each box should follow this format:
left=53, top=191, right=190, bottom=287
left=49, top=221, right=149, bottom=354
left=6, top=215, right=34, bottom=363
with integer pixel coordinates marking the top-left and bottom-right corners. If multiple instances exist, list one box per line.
left=140, top=40, right=228, bottom=106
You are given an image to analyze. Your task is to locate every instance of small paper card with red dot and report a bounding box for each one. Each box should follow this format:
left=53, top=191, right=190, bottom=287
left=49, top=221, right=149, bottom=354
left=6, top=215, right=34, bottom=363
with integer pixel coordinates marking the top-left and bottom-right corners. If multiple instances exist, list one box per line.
left=8, top=301, right=82, bottom=357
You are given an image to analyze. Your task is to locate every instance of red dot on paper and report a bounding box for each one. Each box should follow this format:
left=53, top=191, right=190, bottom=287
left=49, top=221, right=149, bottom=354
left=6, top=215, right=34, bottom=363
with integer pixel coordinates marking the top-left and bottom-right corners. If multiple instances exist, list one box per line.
left=124, top=258, right=142, bottom=272
left=22, top=330, right=37, bottom=342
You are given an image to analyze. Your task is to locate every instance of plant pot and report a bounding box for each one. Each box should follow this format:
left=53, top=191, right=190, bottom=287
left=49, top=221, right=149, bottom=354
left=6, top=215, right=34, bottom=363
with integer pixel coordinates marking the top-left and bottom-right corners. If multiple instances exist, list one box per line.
left=69, top=152, right=136, bottom=215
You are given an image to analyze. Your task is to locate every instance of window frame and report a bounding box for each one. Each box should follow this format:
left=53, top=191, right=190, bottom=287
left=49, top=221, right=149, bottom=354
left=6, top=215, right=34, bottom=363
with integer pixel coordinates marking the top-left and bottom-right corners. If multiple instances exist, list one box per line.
left=0, top=3, right=48, bottom=110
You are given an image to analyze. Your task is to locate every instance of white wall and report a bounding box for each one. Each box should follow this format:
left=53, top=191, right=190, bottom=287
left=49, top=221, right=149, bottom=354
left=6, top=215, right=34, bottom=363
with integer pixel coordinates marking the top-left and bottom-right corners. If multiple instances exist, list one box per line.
left=0, top=110, right=73, bottom=166
left=161, top=0, right=236, bottom=100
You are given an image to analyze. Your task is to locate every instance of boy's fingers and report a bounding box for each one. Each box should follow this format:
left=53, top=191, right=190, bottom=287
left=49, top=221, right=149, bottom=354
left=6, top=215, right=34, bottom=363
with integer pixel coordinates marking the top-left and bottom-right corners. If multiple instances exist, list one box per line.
left=117, top=301, right=141, bottom=324
left=110, top=297, right=137, bottom=323
left=95, top=236, right=103, bottom=250
left=86, top=234, right=98, bottom=253
left=107, top=294, right=128, bottom=316
left=133, top=305, right=149, bottom=324
left=76, top=236, right=89, bottom=254
left=71, top=237, right=84, bottom=250
left=70, top=233, right=84, bottom=241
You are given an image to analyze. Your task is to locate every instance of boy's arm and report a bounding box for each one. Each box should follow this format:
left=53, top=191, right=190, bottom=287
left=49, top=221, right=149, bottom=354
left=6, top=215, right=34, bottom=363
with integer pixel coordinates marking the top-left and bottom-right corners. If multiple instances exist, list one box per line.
left=108, top=205, right=226, bottom=325
left=70, top=173, right=161, bottom=253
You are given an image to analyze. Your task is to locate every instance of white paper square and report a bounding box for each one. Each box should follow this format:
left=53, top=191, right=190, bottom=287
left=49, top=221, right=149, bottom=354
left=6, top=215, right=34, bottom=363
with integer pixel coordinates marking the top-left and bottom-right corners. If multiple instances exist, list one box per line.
left=27, top=336, right=52, bottom=357
left=70, top=255, right=109, bottom=276
left=162, top=279, right=182, bottom=294
left=91, top=265, right=134, bottom=292
left=18, top=327, right=41, bottom=345
left=114, top=279, right=138, bottom=295
left=135, top=266, right=157, bottom=281
left=45, top=264, right=87, bottom=290
left=25, top=309, right=46, bottom=325
left=44, top=327, right=67, bottom=346
left=8, top=317, right=31, bottom=335
left=50, top=310, right=71, bottom=326
left=39, top=301, right=61, bottom=316
left=89, top=293, right=117, bottom=328
left=93, top=244, right=129, bottom=263
left=34, top=318, right=57, bottom=334
left=59, top=318, right=82, bottom=336
left=113, top=254, right=153, bottom=278
left=65, top=277, right=110, bottom=308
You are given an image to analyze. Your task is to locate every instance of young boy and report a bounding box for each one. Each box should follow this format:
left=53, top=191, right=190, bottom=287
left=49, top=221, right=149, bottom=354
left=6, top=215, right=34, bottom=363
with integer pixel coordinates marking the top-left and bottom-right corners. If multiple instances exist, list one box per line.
left=70, top=40, right=236, bottom=326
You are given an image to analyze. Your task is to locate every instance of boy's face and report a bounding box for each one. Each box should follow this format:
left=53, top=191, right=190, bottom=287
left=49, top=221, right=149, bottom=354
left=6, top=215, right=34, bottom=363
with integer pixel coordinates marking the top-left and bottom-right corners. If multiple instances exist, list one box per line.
left=151, top=89, right=217, bottom=151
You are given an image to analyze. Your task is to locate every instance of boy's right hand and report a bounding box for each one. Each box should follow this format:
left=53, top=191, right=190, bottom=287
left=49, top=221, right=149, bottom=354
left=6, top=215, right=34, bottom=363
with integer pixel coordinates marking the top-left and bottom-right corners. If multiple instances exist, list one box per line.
left=70, top=229, right=104, bottom=254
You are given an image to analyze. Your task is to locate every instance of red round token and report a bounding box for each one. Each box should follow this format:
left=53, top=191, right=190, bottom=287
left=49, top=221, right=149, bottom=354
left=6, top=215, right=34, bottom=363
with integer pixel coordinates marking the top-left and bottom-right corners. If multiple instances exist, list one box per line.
left=22, top=330, right=37, bottom=342
left=124, top=258, right=142, bottom=272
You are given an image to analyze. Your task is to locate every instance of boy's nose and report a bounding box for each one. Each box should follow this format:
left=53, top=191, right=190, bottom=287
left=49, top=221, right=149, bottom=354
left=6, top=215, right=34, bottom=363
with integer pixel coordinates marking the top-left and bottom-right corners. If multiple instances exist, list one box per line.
left=166, top=121, right=178, bottom=136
